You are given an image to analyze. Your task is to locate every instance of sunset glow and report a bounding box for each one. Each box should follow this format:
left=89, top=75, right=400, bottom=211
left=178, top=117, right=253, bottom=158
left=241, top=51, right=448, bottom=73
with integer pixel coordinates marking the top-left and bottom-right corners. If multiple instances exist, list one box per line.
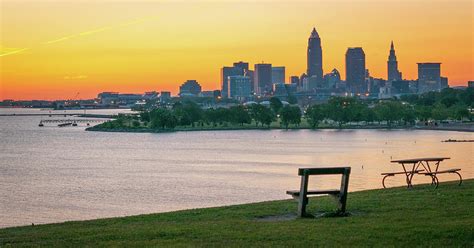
left=1, top=0, right=473, bottom=100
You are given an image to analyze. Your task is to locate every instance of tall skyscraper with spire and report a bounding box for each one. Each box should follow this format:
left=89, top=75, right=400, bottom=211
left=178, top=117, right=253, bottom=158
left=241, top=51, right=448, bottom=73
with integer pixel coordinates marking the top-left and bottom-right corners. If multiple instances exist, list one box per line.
left=307, top=27, right=323, bottom=80
left=387, top=41, right=401, bottom=82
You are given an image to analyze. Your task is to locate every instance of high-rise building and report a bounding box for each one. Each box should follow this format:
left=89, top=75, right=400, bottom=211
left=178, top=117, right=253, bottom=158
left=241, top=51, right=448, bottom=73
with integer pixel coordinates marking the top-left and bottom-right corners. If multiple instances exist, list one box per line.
left=228, top=76, right=252, bottom=101
left=233, top=61, right=249, bottom=74
left=272, top=66, right=285, bottom=84
left=221, top=66, right=242, bottom=98
left=179, top=80, right=202, bottom=96
left=324, top=69, right=341, bottom=89
left=307, top=27, right=323, bottom=80
left=387, top=41, right=402, bottom=82
left=289, top=76, right=300, bottom=86
left=346, top=47, right=366, bottom=94
left=254, top=63, right=272, bottom=95
left=417, top=63, right=441, bottom=93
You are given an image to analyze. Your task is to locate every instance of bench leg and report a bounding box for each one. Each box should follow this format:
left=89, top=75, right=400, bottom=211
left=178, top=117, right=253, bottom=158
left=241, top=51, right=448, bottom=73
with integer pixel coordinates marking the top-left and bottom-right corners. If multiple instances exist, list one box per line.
left=453, top=171, right=463, bottom=186
left=297, top=174, right=309, bottom=217
left=382, top=175, right=392, bottom=188
left=338, top=170, right=350, bottom=213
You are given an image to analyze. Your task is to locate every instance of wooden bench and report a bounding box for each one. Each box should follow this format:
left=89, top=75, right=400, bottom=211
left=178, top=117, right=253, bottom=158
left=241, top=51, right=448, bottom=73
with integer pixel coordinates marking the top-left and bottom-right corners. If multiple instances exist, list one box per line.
left=381, top=170, right=424, bottom=188
left=286, top=167, right=351, bottom=217
left=419, top=168, right=462, bottom=188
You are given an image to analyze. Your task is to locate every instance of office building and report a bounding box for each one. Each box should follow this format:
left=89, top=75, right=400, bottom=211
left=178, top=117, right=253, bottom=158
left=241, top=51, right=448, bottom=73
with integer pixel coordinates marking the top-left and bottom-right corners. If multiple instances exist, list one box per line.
left=228, top=76, right=252, bottom=101
left=346, top=47, right=366, bottom=94
left=254, top=63, right=272, bottom=95
left=272, top=66, right=286, bottom=84
left=417, top=63, right=441, bottom=93
left=307, top=27, right=323, bottom=80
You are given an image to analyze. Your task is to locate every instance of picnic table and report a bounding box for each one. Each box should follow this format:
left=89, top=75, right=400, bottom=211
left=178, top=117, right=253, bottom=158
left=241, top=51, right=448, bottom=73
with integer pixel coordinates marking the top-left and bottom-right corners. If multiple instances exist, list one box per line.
left=382, top=157, right=462, bottom=188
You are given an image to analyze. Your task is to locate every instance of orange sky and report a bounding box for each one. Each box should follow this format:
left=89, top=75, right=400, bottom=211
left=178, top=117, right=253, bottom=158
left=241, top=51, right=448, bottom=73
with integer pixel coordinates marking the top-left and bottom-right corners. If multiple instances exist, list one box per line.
left=1, top=0, right=473, bottom=100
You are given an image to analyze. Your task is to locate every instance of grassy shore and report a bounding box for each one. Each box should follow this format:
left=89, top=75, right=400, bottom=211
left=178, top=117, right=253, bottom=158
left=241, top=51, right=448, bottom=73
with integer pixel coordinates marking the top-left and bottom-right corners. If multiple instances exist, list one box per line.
left=1, top=180, right=473, bottom=247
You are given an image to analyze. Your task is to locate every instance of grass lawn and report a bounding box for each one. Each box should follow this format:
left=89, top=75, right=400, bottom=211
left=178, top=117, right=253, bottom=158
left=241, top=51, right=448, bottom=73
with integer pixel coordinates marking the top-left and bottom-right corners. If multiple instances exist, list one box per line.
left=1, top=180, right=473, bottom=247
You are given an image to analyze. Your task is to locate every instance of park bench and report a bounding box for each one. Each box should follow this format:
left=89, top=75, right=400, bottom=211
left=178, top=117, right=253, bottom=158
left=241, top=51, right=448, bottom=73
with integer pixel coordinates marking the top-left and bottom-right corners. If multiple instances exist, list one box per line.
left=286, top=167, right=351, bottom=217
left=418, top=168, right=462, bottom=188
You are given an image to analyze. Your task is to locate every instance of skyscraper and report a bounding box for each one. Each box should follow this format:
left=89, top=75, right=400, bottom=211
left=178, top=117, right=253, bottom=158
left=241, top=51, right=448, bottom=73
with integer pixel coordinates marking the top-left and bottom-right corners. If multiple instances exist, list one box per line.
left=307, top=27, right=323, bottom=80
left=387, top=41, right=401, bottom=82
left=254, top=63, right=272, bottom=95
left=228, top=75, right=252, bottom=101
left=417, top=63, right=441, bottom=93
left=221, top=66, right=242, bottom=98
left=345, top=47, right=366, bottom=94
left=233, top=61, right=249, bottom=74
left=271, top=66, right=285, bottom=84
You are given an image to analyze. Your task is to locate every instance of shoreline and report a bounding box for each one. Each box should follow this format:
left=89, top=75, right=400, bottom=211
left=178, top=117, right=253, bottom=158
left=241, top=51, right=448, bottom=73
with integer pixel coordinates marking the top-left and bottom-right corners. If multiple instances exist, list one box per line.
left=86, top=124, right=474, bottom=133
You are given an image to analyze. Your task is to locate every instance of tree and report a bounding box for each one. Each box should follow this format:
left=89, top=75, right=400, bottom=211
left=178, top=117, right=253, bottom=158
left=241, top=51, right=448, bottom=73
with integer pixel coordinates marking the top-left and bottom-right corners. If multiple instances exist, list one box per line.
left=229, top=105, right=251, bottom=126
left=305, top=104, right=325, bottom=128
left=173, top=101, right=203, bottom=127
left=204, top=108, right=219, bottom=127
left=280, top=105, right=301, bottom=129
left=150, top=108, right=178, bottom=129
left=270, top=97, right=283, bottom=114
left=431, top=103, right=449, bottom=121
left=249, top=104, right=274, bottom=127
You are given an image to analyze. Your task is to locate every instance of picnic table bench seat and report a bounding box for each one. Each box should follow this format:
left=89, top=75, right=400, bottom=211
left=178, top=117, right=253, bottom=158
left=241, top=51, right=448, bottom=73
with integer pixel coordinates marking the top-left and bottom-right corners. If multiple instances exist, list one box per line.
left=286, top=189, right=341, bottom=197
left=419, top=168, right=462, bottom=186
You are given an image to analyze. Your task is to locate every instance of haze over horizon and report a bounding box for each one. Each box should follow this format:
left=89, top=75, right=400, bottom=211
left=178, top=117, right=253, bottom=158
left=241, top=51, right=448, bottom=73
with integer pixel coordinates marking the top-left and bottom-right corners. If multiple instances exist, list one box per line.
left=1, top=0, right=472, bottom=100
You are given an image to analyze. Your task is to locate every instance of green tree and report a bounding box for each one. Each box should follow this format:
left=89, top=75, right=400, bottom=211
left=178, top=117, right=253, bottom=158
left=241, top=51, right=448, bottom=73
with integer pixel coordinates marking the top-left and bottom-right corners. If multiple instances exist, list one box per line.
left=269, top=97, right=283, bottom=114
left=280, top=105, right=301, bottom=129
left=229, top=105, right=251, bottom=126
left=305, top=104, right=326, bottom=128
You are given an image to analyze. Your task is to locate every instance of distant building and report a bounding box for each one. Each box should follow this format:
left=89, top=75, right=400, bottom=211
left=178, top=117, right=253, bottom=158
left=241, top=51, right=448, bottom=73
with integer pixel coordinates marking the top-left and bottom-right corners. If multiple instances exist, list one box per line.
left=441, top=77, right=449, bottom=89
left=468, top=81, right=474, bottom=88
left=98, top=92, right=119, bottom=105
left=387, top=41, right=402, bottom=82
left=307, top=27, right=323, bottom=80
left=273, top=83, right=287, bottom=96
left=179, top=80, right=202, bottom=96
left=233, top=61, right=249, bottom=74
left=254, top=63, right=272, bottom=95
left=272, top=66, right=285, bottom=84
left=228, top=75, right=252, bottom=101
left=324, top=69, right=341, bottom=89
left=346, top=47, right=366, bottom=94
left=160, top=91, right=171, bottom=103
left=143, top=91, right=158, bottom=100
left=417, top=63, right=441, bottom=93
left=289, top=76, right=300, bottom=86
left=391, top=80, right=410, bottom=95
left=221, top=66, right=242, bottom=98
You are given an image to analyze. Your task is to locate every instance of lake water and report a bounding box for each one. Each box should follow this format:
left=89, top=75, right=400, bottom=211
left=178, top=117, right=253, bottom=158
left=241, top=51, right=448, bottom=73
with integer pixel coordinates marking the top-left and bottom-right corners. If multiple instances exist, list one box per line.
left=0, top=108, right=472, bottom=228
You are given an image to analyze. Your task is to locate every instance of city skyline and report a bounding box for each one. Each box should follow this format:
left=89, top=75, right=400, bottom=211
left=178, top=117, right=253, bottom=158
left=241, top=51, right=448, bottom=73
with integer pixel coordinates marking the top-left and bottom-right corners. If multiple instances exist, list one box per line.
left=1, top=0, right=473, bottom=100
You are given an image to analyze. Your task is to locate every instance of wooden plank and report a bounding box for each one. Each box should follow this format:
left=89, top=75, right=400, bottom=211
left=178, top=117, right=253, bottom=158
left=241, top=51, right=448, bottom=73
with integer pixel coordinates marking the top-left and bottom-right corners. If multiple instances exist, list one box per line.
left=338, top=168, right=351, bottom=213
left=298, top=167, right=351, bottom=176
left=297, top=174, right=309, bottom=218
left=286, top=189, right=340, bottom=196
left=381, top=169, right=424, bottom=175
left=390, top=157, right=450, bottom=163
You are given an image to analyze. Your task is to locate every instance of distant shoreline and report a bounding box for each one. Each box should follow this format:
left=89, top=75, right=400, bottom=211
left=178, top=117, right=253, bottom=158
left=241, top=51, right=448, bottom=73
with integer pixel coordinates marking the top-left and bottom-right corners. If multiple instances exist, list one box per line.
left=86, top=124, right=474, bottom=133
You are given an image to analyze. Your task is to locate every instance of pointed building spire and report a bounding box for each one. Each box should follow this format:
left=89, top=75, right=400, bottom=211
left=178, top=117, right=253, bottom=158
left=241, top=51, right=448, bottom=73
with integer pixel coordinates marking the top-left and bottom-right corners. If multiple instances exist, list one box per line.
left=310, top=27, right=319, bottom=38
left=390, top=40, right=394, bottom=50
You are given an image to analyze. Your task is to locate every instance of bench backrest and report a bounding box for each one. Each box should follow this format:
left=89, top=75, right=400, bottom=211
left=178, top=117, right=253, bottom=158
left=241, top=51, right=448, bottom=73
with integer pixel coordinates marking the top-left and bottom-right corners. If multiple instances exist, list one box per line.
left=298, top=167, right=351, bottom=176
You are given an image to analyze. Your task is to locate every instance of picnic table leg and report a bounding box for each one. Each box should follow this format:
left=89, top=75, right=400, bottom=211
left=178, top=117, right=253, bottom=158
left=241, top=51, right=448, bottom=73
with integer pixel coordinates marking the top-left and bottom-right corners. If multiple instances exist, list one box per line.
left=401, top=163, right=415, bottom=188
left=338, top=169, right=351, bottom=213
left=297, top=174, right=309, bottom=217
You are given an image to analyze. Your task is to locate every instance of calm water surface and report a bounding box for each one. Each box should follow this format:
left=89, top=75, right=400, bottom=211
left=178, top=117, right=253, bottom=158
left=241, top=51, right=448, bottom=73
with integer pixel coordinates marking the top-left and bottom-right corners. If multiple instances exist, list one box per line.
left=0, top=108, right=472, bottom=227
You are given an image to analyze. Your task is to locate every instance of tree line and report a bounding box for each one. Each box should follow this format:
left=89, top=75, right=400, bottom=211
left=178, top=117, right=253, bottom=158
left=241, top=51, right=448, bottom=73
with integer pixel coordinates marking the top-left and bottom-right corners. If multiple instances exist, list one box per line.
left=100, top=88, right=472, bottom=130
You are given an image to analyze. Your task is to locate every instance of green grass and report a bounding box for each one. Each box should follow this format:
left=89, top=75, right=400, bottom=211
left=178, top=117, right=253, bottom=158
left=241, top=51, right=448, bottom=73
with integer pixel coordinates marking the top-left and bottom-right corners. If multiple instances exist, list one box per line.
left=1, top=180, right=473, bottom=247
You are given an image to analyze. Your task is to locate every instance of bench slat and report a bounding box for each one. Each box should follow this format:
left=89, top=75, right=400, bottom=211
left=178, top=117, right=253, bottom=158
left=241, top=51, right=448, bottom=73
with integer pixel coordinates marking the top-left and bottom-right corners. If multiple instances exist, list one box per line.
left=286, top=189, right=340, bottom=196
left=298, top=167, right=351, bottom=176
left=419, top=168, right=461, bottom=175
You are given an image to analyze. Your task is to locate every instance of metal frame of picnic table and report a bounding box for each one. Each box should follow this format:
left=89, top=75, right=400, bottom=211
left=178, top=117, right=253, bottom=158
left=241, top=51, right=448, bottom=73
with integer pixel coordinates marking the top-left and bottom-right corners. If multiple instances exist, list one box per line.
left=390, top=157, right=450, bottom=188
